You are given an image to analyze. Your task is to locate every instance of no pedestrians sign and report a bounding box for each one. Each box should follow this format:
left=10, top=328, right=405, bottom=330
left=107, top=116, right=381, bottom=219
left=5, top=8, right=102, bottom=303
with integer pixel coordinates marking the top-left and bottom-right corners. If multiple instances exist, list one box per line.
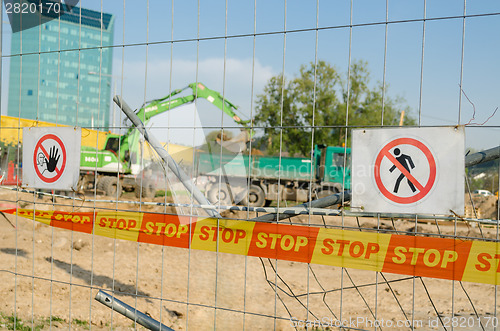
left=351, top=127, right=464, bottom=215
left=23, top=127, right=81, bottom=190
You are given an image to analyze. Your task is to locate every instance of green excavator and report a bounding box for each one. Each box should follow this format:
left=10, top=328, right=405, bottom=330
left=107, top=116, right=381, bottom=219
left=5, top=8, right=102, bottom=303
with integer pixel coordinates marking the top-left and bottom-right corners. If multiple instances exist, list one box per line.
left=78, top=82, right=251, bottom=197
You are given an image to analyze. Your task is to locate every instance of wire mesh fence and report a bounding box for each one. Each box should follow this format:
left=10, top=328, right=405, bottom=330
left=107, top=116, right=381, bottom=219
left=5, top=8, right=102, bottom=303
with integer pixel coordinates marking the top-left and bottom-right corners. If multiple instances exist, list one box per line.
left=0, top=0, right=500, bottom=330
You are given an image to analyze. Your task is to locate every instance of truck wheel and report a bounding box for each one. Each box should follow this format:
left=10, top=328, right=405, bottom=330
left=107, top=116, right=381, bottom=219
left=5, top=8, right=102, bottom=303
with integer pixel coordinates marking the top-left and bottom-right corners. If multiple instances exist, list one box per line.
left=207, top=186, right=232, bottom=206
left=247, top=185, right=266, bottom=207
left=97, top=176, right=122, bottom=197
left=134, top=181, right=156, bottom=199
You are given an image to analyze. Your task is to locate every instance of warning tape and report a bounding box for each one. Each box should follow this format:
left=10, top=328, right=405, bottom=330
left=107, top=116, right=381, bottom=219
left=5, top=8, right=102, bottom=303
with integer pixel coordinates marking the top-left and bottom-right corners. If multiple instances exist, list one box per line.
left=3, top=208, right=500, bottom=285
left=0, top=186, right=342, bottom=217
left=2, top=187, right=497, bottom=225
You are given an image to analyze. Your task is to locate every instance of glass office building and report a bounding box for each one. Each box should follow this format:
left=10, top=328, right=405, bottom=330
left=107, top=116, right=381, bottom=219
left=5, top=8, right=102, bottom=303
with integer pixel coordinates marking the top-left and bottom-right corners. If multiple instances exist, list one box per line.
left=7, top=5, right=114, bottom=130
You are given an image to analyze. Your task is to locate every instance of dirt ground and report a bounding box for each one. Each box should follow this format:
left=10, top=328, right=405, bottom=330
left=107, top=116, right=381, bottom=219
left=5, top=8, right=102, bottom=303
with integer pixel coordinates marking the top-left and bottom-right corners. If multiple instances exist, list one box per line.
left=465, top=194, right=499, bottom=220
left=1, top=189, right=500, bottom=330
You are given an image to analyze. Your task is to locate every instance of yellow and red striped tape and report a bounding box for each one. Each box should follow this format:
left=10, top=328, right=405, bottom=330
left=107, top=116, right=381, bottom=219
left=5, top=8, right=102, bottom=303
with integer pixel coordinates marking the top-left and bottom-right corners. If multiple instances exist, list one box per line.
left=4, top=208, right=500, bottom=285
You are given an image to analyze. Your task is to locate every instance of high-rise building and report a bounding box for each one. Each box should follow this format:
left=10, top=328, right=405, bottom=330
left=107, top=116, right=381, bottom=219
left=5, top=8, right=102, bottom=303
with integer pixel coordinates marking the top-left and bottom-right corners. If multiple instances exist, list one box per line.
left=7, top=5, right=114, bottom=130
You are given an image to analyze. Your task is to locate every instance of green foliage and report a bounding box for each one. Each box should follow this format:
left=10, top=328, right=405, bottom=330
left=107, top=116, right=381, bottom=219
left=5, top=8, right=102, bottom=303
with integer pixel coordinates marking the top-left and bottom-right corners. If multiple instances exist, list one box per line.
left=72, top=318, right=89, bottom=328
left=254, top=60, right=415, bottom=156
left=48, top=316, right=65, bottom=323
left=467, top=153, right=499, bottom=193
left=0, top=141, right=21, bottom=163
left=155, top=189, right=166, bottom=197
left=0, top=313, right=84, bottom=330
left=0, top=313, right=40, bottom=331
left=467, top=170, right=499, bottom=193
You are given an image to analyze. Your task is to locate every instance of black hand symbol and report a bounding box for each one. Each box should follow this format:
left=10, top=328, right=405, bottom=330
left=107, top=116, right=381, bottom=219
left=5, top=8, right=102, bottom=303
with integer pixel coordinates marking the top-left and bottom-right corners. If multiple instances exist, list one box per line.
left=44, top=146, right=60, bottom=173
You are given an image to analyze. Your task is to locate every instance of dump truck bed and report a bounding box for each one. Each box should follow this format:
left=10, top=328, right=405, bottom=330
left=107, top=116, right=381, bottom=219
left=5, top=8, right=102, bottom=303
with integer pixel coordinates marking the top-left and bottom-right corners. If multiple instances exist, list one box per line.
left=196, top=152, right=315, bottom=181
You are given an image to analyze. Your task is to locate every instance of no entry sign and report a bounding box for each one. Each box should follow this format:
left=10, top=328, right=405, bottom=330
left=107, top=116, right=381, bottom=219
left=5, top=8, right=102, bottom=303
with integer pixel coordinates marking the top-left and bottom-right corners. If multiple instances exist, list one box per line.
left=351, top=127, right=464, bottom=215
left=374, top=137, right=436, bottom=204
left=33, top=134, right=67, bottom=183
left=23, top=127, right=81, bottom=190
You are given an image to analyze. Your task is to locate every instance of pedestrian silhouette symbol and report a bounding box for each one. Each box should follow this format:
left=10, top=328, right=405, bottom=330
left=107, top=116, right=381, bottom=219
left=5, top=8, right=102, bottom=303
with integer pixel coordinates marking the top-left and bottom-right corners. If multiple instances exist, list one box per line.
left=389, top=148, right=417, bottom=193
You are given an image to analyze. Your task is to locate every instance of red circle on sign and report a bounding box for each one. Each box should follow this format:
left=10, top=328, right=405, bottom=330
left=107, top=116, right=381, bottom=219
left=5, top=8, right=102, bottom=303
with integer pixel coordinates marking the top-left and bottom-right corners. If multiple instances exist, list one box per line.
left=374, top=137, right=436, bottom=204
left=33, top=134, right=67, bottom=183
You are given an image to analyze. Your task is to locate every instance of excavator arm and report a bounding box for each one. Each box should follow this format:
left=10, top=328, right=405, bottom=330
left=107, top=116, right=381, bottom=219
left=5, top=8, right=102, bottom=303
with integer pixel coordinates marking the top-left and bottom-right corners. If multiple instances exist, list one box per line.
left=119, top=82, right=252, bottom=171
left=135, top=82, right=251, bottom=128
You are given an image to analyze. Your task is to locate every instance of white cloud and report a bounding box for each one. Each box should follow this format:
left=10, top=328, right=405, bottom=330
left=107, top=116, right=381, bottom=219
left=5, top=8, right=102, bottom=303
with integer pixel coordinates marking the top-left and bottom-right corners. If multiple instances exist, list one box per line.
left=110, top=56, right=275, bottom=145
left=113, top=56, right=275, bottom=117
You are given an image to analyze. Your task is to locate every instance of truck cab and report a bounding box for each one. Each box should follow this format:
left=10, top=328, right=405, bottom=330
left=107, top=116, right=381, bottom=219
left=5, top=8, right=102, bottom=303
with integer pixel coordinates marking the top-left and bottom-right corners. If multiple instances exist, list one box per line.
left=315, top=145, right=351, bottom=190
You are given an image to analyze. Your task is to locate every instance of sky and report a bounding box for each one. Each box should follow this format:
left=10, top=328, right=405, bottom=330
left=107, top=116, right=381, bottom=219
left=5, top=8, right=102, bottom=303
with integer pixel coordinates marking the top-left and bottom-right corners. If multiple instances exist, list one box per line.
left=1, top=0, right=500, bottom=150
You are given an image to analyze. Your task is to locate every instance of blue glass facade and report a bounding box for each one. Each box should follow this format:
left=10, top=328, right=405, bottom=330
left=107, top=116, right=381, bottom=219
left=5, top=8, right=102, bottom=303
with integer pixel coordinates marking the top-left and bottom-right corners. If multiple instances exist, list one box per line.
left=7, top=5, right=114, bottom=130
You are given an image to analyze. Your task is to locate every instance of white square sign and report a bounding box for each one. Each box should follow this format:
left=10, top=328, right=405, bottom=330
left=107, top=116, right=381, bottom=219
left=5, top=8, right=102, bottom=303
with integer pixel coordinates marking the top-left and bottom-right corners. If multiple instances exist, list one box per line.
left=351, top=127, right=464, bottom=215
left=23, top=127, right=82, bottom=190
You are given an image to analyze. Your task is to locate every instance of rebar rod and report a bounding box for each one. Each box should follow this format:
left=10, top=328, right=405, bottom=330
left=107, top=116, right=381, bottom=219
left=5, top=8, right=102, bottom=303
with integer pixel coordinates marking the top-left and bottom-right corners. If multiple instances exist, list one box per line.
left=95, top=290, right=174, bottom=331
left=113, top=95, right=221, bottom=218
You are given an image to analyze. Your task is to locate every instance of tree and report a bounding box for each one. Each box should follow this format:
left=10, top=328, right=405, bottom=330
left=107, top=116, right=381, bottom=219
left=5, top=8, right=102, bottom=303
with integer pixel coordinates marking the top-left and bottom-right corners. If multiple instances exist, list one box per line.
left=0, top=141, right=21, bottom=163
left=254, top=60, right=415, bottom=156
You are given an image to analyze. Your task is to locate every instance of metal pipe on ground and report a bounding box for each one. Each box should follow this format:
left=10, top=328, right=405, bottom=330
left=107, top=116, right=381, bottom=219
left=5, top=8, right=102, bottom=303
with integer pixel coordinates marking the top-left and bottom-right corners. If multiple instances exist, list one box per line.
left=252, top=145, right=500, bottom=223
left=95, top=290, right=174, bottom=331
left=465, top=145, right=500, bottom=168
left=113, top=95, right=221, bottom=219
left=252, top=191, right=351, bottom=223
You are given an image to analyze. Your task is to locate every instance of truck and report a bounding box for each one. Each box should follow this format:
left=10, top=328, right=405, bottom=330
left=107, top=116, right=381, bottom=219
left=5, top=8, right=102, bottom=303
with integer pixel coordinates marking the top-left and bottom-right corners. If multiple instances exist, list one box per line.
left=78, top=82, right=251, bottom=197
left=196, top=144, right=351, bottom=207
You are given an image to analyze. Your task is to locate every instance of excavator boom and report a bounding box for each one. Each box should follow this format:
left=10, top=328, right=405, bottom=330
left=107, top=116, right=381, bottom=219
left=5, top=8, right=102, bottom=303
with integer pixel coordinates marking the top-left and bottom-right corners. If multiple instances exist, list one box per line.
left=135, top=82, right=250, bottom=128
left=119, top=82, right=252, bottom=170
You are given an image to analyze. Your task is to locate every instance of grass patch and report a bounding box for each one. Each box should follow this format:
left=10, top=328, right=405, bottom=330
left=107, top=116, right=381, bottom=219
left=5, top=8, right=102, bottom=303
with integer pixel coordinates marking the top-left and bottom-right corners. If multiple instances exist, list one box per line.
left=158, top=190, right=191, bottom=197
left=0, top=313, right=91, bottom=330
left=0, top=312, right=40, bottom=331
left=72, top=318, right=89, bottom=328
left=51, top=316, right=65, bottom=322
left=44, top=315, right=65, bottom=323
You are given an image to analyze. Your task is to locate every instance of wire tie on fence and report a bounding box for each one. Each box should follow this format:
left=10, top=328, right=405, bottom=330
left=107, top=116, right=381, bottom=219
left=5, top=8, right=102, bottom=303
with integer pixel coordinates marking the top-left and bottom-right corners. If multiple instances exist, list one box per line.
left=81, top=127, right=91, bottom=138
left=451, top=209, right=473, bottom=236
left=71, top=187, right=86, bottom=211
left=28, top=119, right=38, bottom=129
left=450, top=209, right=467, bottom=222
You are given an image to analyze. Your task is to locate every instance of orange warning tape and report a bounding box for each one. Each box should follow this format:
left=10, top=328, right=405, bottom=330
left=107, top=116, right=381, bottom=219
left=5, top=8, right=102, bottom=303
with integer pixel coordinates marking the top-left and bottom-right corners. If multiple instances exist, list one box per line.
left=4, top=208, right=500, bottom=285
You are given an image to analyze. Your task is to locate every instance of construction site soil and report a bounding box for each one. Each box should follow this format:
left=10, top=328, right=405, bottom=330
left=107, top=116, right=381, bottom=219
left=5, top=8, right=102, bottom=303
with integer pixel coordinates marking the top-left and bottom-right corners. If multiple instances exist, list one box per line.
left=0, top=189, right=499, bottom=330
